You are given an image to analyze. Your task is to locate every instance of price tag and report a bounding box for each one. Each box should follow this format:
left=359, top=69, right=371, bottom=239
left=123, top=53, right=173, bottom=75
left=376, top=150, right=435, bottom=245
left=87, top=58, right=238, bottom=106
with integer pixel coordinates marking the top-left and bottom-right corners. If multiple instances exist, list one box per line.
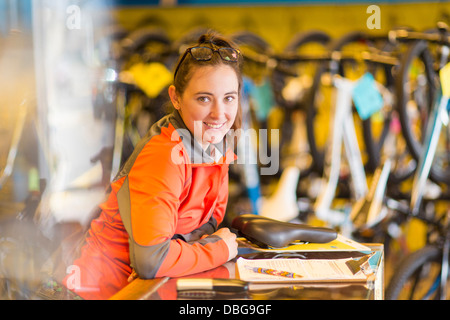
left=439, top=62, right=450, bottom=98
left=128, top=62, right=172, bottom=98
left=352, top=73, right=384, bottom=120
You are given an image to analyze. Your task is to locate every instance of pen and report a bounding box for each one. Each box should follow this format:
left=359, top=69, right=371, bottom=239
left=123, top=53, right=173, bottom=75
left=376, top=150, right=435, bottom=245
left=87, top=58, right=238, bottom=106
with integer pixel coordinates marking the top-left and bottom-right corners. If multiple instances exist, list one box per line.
left=176, top=278, right=249, bottom=293
left=246, top=266, right=303, bottom=278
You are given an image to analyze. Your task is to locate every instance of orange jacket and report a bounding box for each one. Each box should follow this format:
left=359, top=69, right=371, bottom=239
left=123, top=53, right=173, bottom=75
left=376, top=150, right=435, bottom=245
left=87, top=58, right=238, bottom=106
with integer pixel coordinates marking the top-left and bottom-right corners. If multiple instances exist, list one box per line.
left=64, top=110, right=236, bottom=299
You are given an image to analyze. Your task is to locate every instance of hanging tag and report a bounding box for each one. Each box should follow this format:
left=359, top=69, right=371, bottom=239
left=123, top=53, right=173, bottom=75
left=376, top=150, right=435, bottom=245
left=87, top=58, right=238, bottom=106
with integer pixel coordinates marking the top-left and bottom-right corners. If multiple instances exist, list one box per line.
left=352, top=72, right=384, bottom=121
left=439, top=62, right=450, bottom=98
left=128, top=62, right=172, bottom=98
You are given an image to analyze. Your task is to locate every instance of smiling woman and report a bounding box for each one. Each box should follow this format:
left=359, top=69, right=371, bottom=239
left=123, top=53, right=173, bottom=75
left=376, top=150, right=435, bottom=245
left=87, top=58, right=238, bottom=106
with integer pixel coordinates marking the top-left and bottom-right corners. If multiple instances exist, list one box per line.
left=168, top=65, right=240, bottom=149
left=172, top=32, right=243, bottom=132
left=61, top=31, right=244, bottom=299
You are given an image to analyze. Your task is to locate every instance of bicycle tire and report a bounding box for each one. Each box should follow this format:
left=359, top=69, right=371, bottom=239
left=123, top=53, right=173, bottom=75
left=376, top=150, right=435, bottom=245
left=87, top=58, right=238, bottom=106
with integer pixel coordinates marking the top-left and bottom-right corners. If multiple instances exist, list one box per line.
left=395, top=40, right=434, bottom=158
left=230, top=30, right=274, bottom=90
left=361, top=66, right=392, bottom=172
left=271, top=30, right=331, bottom=110
left=231, top=30, right=272, bottom=54
left=385, top=245, right=445, bottom=300
left=271, top=31, right=331, bottom=179
left=120, top=27, right=172, bottom=66
left=394, top=39, right=450, bottom=184
left=364, top=39, right=416, bottom=183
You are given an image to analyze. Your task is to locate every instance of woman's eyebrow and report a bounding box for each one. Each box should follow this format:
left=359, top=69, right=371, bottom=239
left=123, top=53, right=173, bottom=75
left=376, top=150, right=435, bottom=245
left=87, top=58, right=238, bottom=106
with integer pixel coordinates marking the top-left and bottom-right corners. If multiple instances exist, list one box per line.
left=195, top=91, right=238, bottom=96
left=195, top=91, right=213, bottom=96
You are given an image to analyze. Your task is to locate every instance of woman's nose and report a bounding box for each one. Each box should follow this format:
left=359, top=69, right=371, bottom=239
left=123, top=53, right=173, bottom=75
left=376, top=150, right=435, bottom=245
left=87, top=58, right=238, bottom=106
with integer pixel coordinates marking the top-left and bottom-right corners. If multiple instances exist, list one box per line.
left=210, top=101, right=225, bottom=118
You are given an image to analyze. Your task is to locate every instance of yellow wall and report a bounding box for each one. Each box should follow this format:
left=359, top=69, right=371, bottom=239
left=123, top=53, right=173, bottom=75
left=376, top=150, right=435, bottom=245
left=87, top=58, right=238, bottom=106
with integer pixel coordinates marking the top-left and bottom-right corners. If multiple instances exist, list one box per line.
left=113, top=2, right=450, bottom=50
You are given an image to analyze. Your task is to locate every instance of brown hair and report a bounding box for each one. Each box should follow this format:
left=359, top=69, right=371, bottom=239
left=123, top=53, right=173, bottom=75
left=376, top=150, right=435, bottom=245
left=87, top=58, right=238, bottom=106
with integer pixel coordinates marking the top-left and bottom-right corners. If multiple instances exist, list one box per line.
left=172, top=30, right=243, bottom=130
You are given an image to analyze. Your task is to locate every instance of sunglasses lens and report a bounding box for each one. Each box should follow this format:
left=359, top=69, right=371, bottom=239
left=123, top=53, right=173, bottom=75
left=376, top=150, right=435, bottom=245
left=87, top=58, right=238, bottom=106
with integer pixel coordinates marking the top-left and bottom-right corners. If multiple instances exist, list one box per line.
left=219, top=48, right=239, bottom=62
left=190, top=47, right=214, bottom=61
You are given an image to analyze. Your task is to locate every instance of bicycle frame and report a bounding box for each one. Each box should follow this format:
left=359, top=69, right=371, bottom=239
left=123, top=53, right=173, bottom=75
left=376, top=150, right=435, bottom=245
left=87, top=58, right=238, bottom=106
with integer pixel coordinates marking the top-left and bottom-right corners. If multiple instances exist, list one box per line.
left=408, top=83, right=450, bottom=298
left=400, top=57, right=450, bottom=298
left=409, top=92, right=449, bottom=216
left=314, top=75, right=368, bottom=226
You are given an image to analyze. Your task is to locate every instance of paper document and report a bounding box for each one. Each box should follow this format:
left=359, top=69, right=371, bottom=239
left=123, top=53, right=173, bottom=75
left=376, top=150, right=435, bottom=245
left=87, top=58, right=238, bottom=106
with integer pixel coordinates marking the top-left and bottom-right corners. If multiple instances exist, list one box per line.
left=236, top=257, right=370, bottom=283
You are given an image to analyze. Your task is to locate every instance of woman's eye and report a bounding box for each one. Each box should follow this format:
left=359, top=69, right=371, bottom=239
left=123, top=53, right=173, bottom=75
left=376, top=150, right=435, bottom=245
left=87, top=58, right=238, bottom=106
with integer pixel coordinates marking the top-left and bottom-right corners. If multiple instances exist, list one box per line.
left=225, top=96, right=235, bottom=103
left=198, top=96, right=211, bottom=103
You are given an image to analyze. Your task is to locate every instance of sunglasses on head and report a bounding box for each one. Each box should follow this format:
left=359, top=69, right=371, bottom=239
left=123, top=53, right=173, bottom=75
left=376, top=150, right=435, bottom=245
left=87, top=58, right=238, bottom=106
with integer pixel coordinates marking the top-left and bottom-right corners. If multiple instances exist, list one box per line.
left=174, top=46, right=240, bottom=79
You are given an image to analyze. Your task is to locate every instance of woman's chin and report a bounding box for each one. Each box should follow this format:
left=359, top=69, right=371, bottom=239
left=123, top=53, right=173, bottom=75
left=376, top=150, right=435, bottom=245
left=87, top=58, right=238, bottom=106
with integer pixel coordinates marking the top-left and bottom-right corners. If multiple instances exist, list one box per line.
left=203, top=129, right=228, bottom=144
left=204, top=134, right=224, bottom=145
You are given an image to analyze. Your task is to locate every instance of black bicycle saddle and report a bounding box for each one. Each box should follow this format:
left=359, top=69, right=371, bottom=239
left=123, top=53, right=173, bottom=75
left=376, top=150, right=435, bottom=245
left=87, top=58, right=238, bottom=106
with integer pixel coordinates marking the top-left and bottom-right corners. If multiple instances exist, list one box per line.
left=231, top=214, right=337, bottom=248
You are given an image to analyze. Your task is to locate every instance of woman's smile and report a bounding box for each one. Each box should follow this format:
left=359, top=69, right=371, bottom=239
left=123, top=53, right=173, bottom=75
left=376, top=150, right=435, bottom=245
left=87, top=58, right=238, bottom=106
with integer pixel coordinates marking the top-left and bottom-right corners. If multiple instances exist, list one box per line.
left=203, top=121, right=226, bottom=129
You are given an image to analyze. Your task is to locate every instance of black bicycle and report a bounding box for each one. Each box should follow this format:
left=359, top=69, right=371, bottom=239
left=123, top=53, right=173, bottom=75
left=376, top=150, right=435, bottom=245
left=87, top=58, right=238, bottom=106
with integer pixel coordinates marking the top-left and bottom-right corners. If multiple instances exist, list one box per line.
left=385, top=23, right=450, bottom=300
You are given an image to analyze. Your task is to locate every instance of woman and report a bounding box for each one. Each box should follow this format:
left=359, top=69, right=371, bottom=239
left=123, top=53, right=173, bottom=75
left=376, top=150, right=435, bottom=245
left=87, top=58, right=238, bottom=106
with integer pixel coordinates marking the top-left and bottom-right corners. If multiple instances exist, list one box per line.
left=63, top=31, right=242, bottom=299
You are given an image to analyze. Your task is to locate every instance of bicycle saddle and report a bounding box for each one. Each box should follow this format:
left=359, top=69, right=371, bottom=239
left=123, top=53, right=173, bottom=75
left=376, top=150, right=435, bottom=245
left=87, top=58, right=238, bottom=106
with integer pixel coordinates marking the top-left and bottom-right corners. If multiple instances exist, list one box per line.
left=231, top=214, right=337, bottom=248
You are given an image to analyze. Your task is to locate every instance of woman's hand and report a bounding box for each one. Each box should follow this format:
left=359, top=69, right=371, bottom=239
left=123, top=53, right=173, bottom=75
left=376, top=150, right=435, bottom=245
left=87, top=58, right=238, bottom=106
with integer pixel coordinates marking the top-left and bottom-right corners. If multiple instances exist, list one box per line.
left=213, top=227, right=238, bottom=261
left=128, top=269, right=138, bottom=282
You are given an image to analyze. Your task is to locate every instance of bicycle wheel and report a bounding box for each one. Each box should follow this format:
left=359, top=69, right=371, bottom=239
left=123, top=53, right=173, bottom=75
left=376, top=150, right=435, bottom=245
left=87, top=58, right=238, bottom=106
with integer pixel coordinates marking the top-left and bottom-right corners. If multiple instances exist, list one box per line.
left=271, top=30, right=331, bottom=110
left=385, top=245, right=448, bottom=300
left=395, top=39, right=450, bottom=184
left=271, top=31, right=331, bottom=178
left=120, top=27, right=172, bottom=66
left=361, top=52, right=393, bottom=173
left=231, top=30, right=274, bottom=125
left=365, top=40, right=416, bottom=183
left=395, top=39, right=434, bottom=161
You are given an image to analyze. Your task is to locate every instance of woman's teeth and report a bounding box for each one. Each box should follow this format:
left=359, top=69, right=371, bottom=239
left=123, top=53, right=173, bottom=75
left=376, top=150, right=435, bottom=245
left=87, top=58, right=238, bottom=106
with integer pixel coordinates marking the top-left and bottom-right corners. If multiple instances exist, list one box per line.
left=204, top=122, right=224, bottom=129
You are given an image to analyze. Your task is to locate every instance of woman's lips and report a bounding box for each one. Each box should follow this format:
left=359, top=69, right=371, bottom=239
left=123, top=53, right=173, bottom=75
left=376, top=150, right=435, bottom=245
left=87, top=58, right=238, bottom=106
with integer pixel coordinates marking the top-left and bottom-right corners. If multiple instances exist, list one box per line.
left=203, top=122, right=226, bottom=129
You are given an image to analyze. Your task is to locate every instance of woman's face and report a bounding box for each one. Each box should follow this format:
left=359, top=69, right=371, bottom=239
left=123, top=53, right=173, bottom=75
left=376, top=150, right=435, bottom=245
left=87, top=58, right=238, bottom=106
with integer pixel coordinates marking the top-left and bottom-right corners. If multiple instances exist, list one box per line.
left=169, top=64, right=239, bottom=150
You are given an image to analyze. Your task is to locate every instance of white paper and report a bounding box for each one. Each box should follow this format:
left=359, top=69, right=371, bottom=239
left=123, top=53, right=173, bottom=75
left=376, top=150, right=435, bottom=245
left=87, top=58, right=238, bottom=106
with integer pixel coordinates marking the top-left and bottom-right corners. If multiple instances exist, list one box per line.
left=236, top=257, right=368, bottom=282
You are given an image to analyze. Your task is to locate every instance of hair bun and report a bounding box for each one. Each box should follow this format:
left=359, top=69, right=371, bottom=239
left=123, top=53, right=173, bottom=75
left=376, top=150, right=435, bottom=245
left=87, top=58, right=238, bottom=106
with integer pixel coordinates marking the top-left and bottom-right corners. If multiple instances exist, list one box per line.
left=197, top=30, right=232, bottom=48
left=197, top=33, right=211, bottom=44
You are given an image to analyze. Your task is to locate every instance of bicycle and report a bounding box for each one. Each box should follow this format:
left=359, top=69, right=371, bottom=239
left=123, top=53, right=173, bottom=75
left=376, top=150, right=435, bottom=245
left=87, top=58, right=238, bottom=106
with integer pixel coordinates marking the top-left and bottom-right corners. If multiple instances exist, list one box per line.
left=384, top=24, right=450, bottom=300
left=390, top=22, right=450, bottom=185
left=292, top=32, right=405, bottom=229
left=385, top=91, right=450, bottom=300
left=249, top=31, right=401, bottom=228
left=228, top=30, right=333, bottom=222
left=225, top=30, right=332, bottom=221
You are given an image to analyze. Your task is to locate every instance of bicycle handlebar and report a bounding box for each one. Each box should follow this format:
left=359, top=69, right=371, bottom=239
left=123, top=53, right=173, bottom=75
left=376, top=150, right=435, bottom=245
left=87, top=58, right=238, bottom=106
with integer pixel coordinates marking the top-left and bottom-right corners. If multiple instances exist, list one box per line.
left=274, top=50, right=398, bottom=66
left=242, top=48, right=398, bottom=78
left=389, top=29, right=450, bottom=47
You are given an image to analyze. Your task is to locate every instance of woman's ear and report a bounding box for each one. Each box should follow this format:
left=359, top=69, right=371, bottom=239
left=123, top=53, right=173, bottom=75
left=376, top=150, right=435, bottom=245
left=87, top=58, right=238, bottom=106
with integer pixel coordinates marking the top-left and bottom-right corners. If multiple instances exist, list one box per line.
left=168, top=85, right=180, bottom=110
